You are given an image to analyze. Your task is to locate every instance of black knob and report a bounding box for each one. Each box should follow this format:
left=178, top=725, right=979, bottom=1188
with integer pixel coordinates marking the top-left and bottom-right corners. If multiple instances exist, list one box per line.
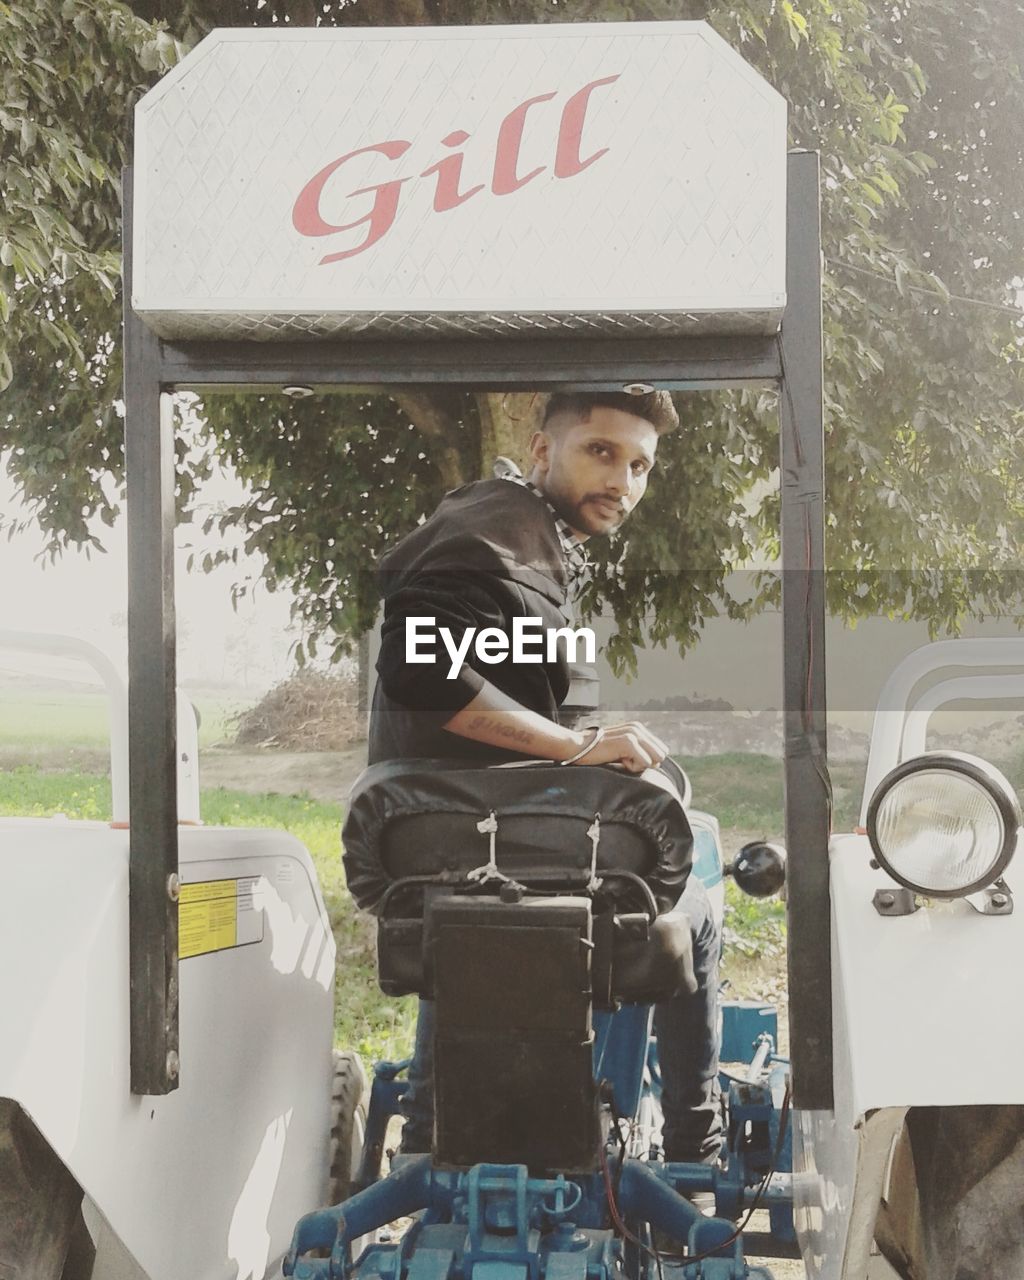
left=727, top=842, right=786, bottom=898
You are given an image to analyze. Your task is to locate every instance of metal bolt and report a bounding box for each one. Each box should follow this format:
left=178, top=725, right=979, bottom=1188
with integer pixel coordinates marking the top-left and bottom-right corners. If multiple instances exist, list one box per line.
left=167, top=873, right=180, bottom=902
left=878, top=892, right=895, bottom=909
left=166, top=1050, right=180, bottom=1081
left=992, top=893, right=1009, bottom=908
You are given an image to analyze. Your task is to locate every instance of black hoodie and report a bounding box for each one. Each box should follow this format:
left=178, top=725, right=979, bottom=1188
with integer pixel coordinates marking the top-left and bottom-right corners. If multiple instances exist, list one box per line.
left=369, top=478, right=576, bottom=764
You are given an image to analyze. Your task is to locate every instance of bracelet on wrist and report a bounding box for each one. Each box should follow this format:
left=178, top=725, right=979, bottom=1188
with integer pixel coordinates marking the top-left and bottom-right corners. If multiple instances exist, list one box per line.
left=560, top=725, right=605, bottom=766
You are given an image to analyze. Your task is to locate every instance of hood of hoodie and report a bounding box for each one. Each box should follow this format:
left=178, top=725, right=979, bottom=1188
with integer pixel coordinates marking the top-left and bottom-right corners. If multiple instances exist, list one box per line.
left=377, top=478, right=570, bottom=607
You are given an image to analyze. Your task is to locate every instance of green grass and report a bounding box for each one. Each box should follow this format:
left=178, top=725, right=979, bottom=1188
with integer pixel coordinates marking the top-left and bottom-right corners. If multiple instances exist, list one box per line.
left=0, top=767, right=416, bottom=1063
left=722, top=879, right=786, bottom=961
left=1, top=690, right=111, bottom=747
left=0, top=689, right=246, bottom=749
left=682, top=751, right=867, bottom=835
left=0, top=765, right=112, bottom=818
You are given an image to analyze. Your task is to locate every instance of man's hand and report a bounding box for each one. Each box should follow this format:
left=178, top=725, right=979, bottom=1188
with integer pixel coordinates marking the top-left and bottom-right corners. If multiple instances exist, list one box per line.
left=569, top=721, right=669, bottom=773
left=444, top=684, right=669, bottom=775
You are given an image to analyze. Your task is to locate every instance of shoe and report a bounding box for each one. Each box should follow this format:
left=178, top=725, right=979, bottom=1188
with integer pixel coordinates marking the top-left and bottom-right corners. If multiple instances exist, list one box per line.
left=687, top=1190, right=717, bottom=1217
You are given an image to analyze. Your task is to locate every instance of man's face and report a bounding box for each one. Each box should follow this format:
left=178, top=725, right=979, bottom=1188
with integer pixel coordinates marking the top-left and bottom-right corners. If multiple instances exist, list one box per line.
left=529, top=407, right=659, bottom=539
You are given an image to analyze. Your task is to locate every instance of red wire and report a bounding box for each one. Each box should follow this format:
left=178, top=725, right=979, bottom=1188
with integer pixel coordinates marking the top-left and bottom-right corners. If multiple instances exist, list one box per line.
left=598, top=1087, right=793, bottom=1270
left=599, top=1143, right=667, bottom=1280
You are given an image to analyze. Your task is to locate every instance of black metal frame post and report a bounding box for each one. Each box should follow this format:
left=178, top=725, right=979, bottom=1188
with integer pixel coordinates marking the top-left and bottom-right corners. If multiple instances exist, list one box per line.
left=780, top=151, right=832, bottom=1109
left=122, top=150, right=831, bottom=1107
left=123, top=184, right=180, bottom=1095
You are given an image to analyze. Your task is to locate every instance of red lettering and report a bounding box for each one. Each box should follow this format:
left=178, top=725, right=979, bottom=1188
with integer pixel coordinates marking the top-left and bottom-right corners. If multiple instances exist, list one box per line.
left=491, top=92, right=557, bottom=196
left=292, top=140, right=411, bottom=263
left=420, top=130, right=484, bottom=213
left=554, top=75, right=620, bottom=179
left=292, top=75, right=620, bottom=266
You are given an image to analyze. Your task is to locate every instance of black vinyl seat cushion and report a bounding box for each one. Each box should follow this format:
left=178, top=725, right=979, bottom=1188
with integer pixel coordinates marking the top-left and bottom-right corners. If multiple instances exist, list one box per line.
left=342, top=759, right=693, bottom=916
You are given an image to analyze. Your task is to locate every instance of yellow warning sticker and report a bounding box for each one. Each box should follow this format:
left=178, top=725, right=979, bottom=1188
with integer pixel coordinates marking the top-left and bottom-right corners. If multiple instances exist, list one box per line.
left=179, top=877, right=262, bottom=959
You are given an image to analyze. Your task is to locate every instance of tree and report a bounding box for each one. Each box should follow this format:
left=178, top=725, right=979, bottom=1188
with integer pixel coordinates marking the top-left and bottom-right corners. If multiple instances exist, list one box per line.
left=2, top=0, right=1022, bottom=668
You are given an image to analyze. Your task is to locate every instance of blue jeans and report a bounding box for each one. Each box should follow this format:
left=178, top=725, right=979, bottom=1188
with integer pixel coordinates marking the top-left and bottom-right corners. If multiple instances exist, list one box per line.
left=653, top=875, right=723, bottom=1163
left=399, top=875, right=723, bottom=1164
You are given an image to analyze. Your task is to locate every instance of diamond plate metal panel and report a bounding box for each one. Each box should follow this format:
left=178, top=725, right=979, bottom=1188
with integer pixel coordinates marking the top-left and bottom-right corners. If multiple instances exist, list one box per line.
left=134, top=23, right=787, bottom=341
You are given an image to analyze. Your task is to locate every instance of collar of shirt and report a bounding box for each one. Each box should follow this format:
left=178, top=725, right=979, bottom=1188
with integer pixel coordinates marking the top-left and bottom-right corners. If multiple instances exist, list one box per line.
left=499, top=472, right=589, bottom=582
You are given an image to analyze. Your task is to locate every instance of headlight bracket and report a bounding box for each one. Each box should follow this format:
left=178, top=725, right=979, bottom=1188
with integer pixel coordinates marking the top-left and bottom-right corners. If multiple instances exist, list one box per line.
left=964, top=878, right=1014, bottom=916
left=872, top=887, right=920, bottom=917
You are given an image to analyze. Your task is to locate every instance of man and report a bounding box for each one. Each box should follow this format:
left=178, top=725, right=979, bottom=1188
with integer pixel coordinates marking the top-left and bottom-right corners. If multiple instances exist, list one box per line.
left=370, top=390, right=722, bottom=1165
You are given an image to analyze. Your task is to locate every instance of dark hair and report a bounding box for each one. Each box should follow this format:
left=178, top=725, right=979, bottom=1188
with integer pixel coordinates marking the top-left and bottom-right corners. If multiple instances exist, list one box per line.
left=542, top=390, right=679, bottom=436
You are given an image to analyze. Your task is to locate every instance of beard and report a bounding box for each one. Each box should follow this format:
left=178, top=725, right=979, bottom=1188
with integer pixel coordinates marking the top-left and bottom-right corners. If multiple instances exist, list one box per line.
left=575, top=493, right=626, bottom=535
left=546, top=490, right=625, bottom=537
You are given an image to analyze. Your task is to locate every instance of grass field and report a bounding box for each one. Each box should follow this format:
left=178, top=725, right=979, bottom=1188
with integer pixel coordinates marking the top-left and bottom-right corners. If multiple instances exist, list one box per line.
left=680, top=750, right=867, bottom=835
left=0, top=687, right=247, bottom=749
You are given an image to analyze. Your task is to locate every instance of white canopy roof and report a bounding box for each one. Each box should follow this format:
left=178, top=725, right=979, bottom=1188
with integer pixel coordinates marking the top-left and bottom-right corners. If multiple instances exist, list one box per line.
left=132, top=22, right=787, bottom=341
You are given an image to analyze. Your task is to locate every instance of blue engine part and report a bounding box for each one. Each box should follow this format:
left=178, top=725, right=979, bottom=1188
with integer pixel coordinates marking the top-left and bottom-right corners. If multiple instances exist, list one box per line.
left=286, top=1155, right=776, bottom=1280
left=719, top=1033, right=794, bottom=1244
left=285, top=1018, right=793, bottom=1280
left=719, top=1003, right=778, bottom=1067
left=355, top=1060, right=414, bottom=1193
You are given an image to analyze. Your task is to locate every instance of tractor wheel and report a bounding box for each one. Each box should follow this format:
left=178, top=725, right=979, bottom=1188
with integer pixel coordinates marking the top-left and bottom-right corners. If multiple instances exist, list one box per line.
left=327, top=1051, right=369, bottom=1206
left=0, top=1099, right=86, bottom=1279
left=876, top=1105, right=1024, bottom=1280
left=60, top=1210, right=97, bottom=1280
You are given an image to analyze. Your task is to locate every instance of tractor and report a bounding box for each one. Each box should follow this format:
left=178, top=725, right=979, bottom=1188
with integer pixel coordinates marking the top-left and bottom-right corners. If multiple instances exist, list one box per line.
left=4, top=17, right=1021, bottom=1280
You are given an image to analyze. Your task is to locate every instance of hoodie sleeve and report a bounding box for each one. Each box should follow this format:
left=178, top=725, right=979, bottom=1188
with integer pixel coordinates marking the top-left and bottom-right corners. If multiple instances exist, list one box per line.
left=376, top=570, right=511, bottom=714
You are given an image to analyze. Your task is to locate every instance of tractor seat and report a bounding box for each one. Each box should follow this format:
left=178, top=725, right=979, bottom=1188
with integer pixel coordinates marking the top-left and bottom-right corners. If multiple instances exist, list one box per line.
left=342, top=758, right=693, bottom=915
left=341, top=759, right=697, bottom=1008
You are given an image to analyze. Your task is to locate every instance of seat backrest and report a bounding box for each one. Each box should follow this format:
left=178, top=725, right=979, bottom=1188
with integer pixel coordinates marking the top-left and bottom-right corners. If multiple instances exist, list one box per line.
left=430, top=893, right=601, bottom=1172
left=342, top=758, right=693, bottom=918
left=342, top=759, right=697, bottom=1008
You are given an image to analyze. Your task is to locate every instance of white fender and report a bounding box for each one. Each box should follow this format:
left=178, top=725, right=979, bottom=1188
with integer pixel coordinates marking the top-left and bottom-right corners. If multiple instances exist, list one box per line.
left=794, top=831, right=1024, bottom=1278
left=0, top=818, right=336, bottom=1280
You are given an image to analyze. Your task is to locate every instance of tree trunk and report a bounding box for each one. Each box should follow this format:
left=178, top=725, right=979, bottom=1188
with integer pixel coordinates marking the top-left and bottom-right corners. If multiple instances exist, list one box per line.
left=476, top=392, right=547, bottom=477
left=390, top=390, right=466, bottom=490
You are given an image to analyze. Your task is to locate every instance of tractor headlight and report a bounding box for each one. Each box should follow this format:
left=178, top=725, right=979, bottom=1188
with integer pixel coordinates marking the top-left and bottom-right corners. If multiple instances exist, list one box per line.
left=867, top=752, right=1021, bottom=897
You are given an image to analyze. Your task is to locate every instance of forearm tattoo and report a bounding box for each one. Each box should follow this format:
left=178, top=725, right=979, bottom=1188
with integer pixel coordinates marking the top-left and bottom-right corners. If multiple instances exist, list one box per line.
left=467, top=714, right=537, bottom=747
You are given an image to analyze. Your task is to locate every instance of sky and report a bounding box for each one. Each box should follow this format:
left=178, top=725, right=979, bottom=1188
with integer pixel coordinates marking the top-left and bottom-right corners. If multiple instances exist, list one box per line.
left=0, top=454, right=298, bottom=694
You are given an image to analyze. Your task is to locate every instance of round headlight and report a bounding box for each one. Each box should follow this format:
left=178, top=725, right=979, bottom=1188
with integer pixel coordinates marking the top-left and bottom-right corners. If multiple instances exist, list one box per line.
left=866, top=752, right=1020, bottom=898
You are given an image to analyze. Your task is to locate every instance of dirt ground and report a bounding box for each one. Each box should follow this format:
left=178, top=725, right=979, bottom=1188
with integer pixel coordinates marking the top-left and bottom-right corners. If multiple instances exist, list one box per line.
left=201, top=742, right=369, bottom=801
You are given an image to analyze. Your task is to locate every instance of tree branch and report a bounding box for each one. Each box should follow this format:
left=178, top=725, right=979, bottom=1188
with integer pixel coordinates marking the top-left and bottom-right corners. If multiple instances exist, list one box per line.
left=476, top=391, right=547, bottom=475
left=390, top=388, right=466, bottom=490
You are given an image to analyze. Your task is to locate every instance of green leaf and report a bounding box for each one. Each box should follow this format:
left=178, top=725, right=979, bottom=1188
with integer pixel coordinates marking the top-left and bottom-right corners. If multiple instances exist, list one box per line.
left=3, top=0, right=1024, bottom=666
